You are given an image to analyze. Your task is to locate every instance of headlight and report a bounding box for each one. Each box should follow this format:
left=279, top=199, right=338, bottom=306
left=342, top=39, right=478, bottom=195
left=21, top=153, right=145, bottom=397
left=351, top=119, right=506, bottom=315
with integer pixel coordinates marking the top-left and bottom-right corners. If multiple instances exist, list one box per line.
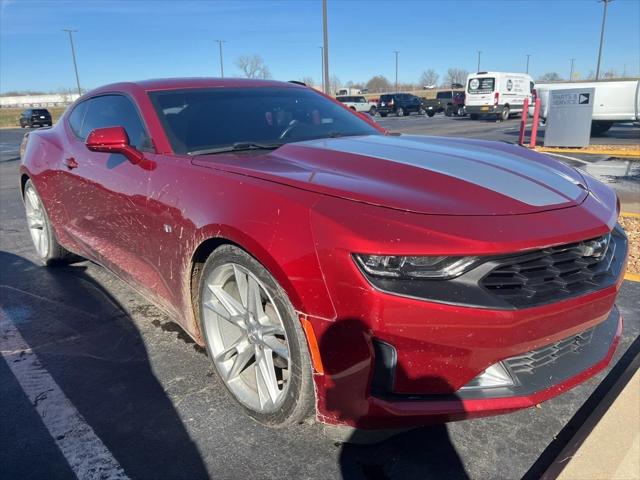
left=353, top=254, right=480, bottom=280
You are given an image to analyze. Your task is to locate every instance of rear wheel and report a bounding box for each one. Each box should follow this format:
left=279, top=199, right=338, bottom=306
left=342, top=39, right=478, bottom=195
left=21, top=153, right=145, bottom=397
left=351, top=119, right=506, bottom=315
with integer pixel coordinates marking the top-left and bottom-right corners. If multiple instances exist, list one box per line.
left=198, top=245, right=314, bottom=426
left=591, top=121, right=614, bottom=136
left=369, top=106, right=377, bottom=116
left=500, top=106, right=510, bottom=121
left=426, top=111, right=435, bottom=117
left=444, top=107, right=452, bottom=117
left=23, top=180, right=75, bottom=266
left=456, top=106, right=465, bottom=116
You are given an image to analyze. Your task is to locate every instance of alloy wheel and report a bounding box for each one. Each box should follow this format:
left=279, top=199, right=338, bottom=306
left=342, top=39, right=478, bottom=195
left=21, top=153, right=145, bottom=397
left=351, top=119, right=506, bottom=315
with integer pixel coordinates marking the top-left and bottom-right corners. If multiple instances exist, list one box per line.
left=202, top=263, right=290, bottom=413
left=24, top=184, right=49, bottom=259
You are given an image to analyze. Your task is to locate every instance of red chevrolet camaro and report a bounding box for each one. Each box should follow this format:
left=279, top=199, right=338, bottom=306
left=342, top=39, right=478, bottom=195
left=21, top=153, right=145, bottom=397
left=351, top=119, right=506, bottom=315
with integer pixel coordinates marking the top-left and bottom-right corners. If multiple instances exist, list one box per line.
left=20, top=78, right=627, bottom=431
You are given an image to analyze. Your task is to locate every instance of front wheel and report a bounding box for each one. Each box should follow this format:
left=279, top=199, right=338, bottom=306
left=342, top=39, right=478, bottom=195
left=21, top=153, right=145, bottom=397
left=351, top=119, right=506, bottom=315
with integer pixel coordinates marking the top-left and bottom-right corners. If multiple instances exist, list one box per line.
left=198, top=245, right=315, bottom=426
left=396, top=107, right=404, bottom=117
left=456, top=106, right=465, bottom=116
left=23, top=180, right=75, bottom=266
left=444, top=107, right=452, bottom=117
left=426, top=111, right=435, bottom=117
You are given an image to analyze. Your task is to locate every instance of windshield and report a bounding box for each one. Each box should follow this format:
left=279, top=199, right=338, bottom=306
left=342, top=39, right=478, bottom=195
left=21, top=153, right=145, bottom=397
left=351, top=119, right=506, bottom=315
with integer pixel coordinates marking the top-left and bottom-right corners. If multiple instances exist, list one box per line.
left=149, top=87, right=380, bottom=154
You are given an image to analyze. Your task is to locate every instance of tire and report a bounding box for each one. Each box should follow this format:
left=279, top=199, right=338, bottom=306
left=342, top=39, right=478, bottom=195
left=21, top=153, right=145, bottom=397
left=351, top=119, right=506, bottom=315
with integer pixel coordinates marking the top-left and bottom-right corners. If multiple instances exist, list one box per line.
left=591, top=121, right=614, bottom=136
left=418, top=108, right=426, bottom=115
left=470, top=114, right=479, bottom=120
left=349, top=106, right=356, bottom=111
left=444, top=107, right=452, bottom=117
left=198, top=245, right=315, bottom=427
left=500, top=106, right=510, bottom=122
left=396, top=107, right=404, bottom=117
left=426, top=111, right=435, bottom=117
left=456, top=106, right=465, bottom=117
left=23, top=180, right=75, bottom=266
left=380, top=112, right=387, bottom=117
left=369, top=106, right=377, bottom=116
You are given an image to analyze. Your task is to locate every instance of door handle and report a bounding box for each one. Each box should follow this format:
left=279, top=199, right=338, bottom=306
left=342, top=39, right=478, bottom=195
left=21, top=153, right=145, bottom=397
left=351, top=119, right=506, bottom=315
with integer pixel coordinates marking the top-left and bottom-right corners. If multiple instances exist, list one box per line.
left=63, top=157, right=79, bottom=169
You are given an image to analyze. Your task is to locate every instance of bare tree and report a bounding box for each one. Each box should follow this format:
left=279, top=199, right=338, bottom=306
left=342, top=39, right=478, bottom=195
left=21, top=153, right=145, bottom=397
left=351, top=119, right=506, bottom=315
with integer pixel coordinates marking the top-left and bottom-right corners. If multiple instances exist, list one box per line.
left=419, top=69, right=439, bottom=87
left=602, top=69, right=618, bottom=79
left=299, top=76, right=315, bottom=87
left=444, top=68, right=469, bottom=87
left=236, top=55, right=272, bottom=79
left=537, top=72, right=563, bottom=82
left=329, top=75, right=341, bottom=95
left=365, top=75, right=391, bottom=93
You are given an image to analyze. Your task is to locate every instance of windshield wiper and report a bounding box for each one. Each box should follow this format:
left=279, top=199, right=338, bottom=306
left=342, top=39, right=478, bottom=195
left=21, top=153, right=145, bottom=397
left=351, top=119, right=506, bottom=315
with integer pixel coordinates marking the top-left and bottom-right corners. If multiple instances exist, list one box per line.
left=188, top=142, right=284, bottom=156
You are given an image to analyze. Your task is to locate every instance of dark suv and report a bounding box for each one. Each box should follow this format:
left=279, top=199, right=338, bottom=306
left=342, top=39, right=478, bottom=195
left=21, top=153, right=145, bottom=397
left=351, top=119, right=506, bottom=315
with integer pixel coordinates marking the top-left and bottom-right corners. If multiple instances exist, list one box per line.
left=376, top=93, right=424, bottom=117
left=19, top=109, right=53, bottom=128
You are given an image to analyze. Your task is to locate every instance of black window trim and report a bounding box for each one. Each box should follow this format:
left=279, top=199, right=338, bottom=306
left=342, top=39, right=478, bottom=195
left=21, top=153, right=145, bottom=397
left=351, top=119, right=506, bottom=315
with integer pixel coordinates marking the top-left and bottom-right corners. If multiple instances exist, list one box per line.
left=65, top=91, right=155, bottom=153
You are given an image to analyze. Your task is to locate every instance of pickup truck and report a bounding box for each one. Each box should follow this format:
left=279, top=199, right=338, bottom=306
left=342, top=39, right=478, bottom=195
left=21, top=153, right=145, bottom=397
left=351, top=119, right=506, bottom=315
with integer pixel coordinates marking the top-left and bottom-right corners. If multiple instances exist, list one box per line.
left=533, top=79, right=640, bottom=135
left=422, top=90, right=465, bottom=117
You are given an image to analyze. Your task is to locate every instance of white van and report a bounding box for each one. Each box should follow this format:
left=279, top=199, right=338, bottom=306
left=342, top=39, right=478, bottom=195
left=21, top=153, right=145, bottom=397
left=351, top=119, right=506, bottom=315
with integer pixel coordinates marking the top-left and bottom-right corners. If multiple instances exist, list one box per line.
left=533, top=79, right=640, bottom=135
left=465, top=71, right=534, bottom=121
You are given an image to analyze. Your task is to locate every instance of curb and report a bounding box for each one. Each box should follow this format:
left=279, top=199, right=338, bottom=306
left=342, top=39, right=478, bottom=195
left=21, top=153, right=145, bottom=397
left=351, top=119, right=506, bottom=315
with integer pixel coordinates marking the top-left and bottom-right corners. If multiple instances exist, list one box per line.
left=533, top=146, right=640, bottom=158
left=620, top=212, right=640, bottom=219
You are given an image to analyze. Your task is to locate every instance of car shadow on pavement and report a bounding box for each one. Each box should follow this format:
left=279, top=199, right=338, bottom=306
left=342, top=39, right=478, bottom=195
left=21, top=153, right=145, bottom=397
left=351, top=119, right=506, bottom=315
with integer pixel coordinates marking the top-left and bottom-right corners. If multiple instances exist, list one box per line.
left=319, top=319, right=469, bottom=480
left=0, top=251, right=209, bottom=480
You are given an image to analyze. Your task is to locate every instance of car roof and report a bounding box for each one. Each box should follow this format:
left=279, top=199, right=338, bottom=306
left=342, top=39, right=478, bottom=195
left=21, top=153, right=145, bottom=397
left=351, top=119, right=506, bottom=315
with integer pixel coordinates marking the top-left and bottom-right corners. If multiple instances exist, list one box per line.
left=86, top=77, right=302, bottom=95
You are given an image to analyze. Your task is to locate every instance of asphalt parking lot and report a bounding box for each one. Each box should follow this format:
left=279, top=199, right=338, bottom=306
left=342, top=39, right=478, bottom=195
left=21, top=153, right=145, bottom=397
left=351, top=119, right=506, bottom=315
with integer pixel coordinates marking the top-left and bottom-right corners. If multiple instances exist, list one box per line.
left=1, top=119, right=639, bottom=480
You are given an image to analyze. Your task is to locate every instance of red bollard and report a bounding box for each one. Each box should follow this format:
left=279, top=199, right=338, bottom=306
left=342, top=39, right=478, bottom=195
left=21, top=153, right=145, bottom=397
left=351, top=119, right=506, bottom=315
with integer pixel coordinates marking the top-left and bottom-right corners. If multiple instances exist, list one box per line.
left=518, top=97, right=529, bottom=146
left=529, top=98, right=541, bottom=148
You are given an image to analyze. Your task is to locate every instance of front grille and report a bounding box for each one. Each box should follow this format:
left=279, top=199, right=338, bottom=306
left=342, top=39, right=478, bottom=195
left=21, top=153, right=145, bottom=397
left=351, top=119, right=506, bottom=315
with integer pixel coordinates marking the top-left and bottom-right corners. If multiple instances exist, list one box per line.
left=479, top=227, right=627, bottom=308
left=505, top=327, right=596, bottom=375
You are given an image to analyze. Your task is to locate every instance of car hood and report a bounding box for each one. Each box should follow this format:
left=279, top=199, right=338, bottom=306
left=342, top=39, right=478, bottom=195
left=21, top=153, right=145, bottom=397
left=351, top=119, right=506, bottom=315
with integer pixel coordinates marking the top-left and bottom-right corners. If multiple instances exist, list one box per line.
left=192, top=134, right=589, bottom=216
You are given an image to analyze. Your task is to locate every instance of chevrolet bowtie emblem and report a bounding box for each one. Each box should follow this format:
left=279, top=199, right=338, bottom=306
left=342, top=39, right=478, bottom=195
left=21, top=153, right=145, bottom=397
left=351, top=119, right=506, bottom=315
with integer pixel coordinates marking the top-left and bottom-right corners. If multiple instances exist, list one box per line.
left=579, top=234, right=611, bottom=258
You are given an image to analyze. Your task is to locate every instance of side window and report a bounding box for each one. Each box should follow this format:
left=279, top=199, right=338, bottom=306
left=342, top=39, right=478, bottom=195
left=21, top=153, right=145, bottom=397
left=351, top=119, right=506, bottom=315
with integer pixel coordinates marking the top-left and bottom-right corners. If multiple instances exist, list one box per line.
left=68, top=101, right=88, bottom=138
left=80, top=95, right=151, bottom=150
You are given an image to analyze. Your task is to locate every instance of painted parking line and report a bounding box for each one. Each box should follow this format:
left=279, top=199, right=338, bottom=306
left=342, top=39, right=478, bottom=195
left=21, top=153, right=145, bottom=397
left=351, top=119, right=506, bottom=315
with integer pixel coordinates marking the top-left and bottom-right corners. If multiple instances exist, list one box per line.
left=0, top=309, right=129, bottom=480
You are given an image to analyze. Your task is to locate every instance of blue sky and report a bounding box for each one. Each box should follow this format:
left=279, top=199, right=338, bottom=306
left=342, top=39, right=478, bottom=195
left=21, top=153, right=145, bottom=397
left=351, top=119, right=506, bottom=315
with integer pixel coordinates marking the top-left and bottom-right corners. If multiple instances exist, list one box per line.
left=1, top=0, right=639, bottom=93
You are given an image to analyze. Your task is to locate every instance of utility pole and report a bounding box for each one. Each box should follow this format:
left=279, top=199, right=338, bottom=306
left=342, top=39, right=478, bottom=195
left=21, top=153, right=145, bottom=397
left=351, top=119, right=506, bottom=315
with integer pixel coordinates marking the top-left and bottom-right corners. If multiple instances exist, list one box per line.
left=319, top=46, right=324, bottom=92
left=322, top=0, right=330, bottom=94
left=62, top=29, right=82, bottom=96
left=215, top=40, right=226, bottom=78
left=569, top=58, right=575, bottom=80
left=595, top=0, right=612, bottom=80
left=477, top=50, right=482, bottom=72
left=525, top=54, right=531, bottom=74
left=394, top=51, right=399, bottom=92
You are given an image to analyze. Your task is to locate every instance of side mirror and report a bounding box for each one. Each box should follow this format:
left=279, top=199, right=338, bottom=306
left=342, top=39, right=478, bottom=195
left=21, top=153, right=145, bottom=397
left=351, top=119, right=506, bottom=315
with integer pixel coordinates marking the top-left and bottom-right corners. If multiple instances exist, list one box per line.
left=86, top=126, right=144, bottom=165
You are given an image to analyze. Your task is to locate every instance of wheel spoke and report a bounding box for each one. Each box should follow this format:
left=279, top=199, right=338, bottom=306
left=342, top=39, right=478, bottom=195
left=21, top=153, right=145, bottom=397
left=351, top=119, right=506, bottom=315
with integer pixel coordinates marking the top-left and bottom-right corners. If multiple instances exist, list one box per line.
left=207, top=284, right=246, bottom=317
left=203, top=299, right=245, bottom=329
left=232, top=265, right=249, bottom=308
left=247, top=277, right=267, bottom=323
left=256, top=347, right=280, bottom=403
left=214, top=336, right=246, bottom=363
left=260, top=324, right=285, bottom=336
left=226, top=345, right=254, bottom=380
left=260, top=335, right=289, bottom=360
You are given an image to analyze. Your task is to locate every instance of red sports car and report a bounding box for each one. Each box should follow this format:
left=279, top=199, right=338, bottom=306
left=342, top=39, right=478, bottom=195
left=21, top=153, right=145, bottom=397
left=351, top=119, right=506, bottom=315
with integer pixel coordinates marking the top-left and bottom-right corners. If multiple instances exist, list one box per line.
left=20, top=78, right=627, bottom=432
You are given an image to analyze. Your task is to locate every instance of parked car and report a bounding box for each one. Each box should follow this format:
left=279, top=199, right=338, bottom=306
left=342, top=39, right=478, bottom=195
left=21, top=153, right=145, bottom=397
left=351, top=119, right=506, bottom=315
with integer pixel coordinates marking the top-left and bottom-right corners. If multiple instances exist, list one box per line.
left=423, top=90, right=466, bottom=117
left=533, top=79, right=640, bottom=135
left=20, top=78, right=626, bottom=432
left=376, top=93, right=425, bottom=117
left=19, top=108, right=52, bottom=128
left=465, top=71, right=534, bottom=121
left=336, top=95, right=376, bottom=115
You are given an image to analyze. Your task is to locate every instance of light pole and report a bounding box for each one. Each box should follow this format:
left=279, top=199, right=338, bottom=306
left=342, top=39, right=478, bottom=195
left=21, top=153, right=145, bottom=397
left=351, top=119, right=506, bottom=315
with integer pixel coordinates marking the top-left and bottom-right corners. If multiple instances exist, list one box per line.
left=569, top=58, right=575, bottom=80
left=394, top=50, right=399, bottom=92
left=62, top=29, right=81, bottom=96
left=322, top=0, right=330, bottom=94
left=595, top=0, right=612, bottom=80
left=319, top=46, right=324, bottom=92
left=477, top=50, right=482, bottom=72
left=215, top=40, right=226, bottom=78
left=526, top=54, right=531, bottom=74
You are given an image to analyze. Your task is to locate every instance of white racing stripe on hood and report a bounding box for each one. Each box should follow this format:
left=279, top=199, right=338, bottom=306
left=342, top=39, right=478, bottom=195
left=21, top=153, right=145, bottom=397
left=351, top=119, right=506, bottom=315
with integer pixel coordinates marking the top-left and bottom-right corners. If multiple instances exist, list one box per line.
left=301, top=136, right=579, bottom=207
